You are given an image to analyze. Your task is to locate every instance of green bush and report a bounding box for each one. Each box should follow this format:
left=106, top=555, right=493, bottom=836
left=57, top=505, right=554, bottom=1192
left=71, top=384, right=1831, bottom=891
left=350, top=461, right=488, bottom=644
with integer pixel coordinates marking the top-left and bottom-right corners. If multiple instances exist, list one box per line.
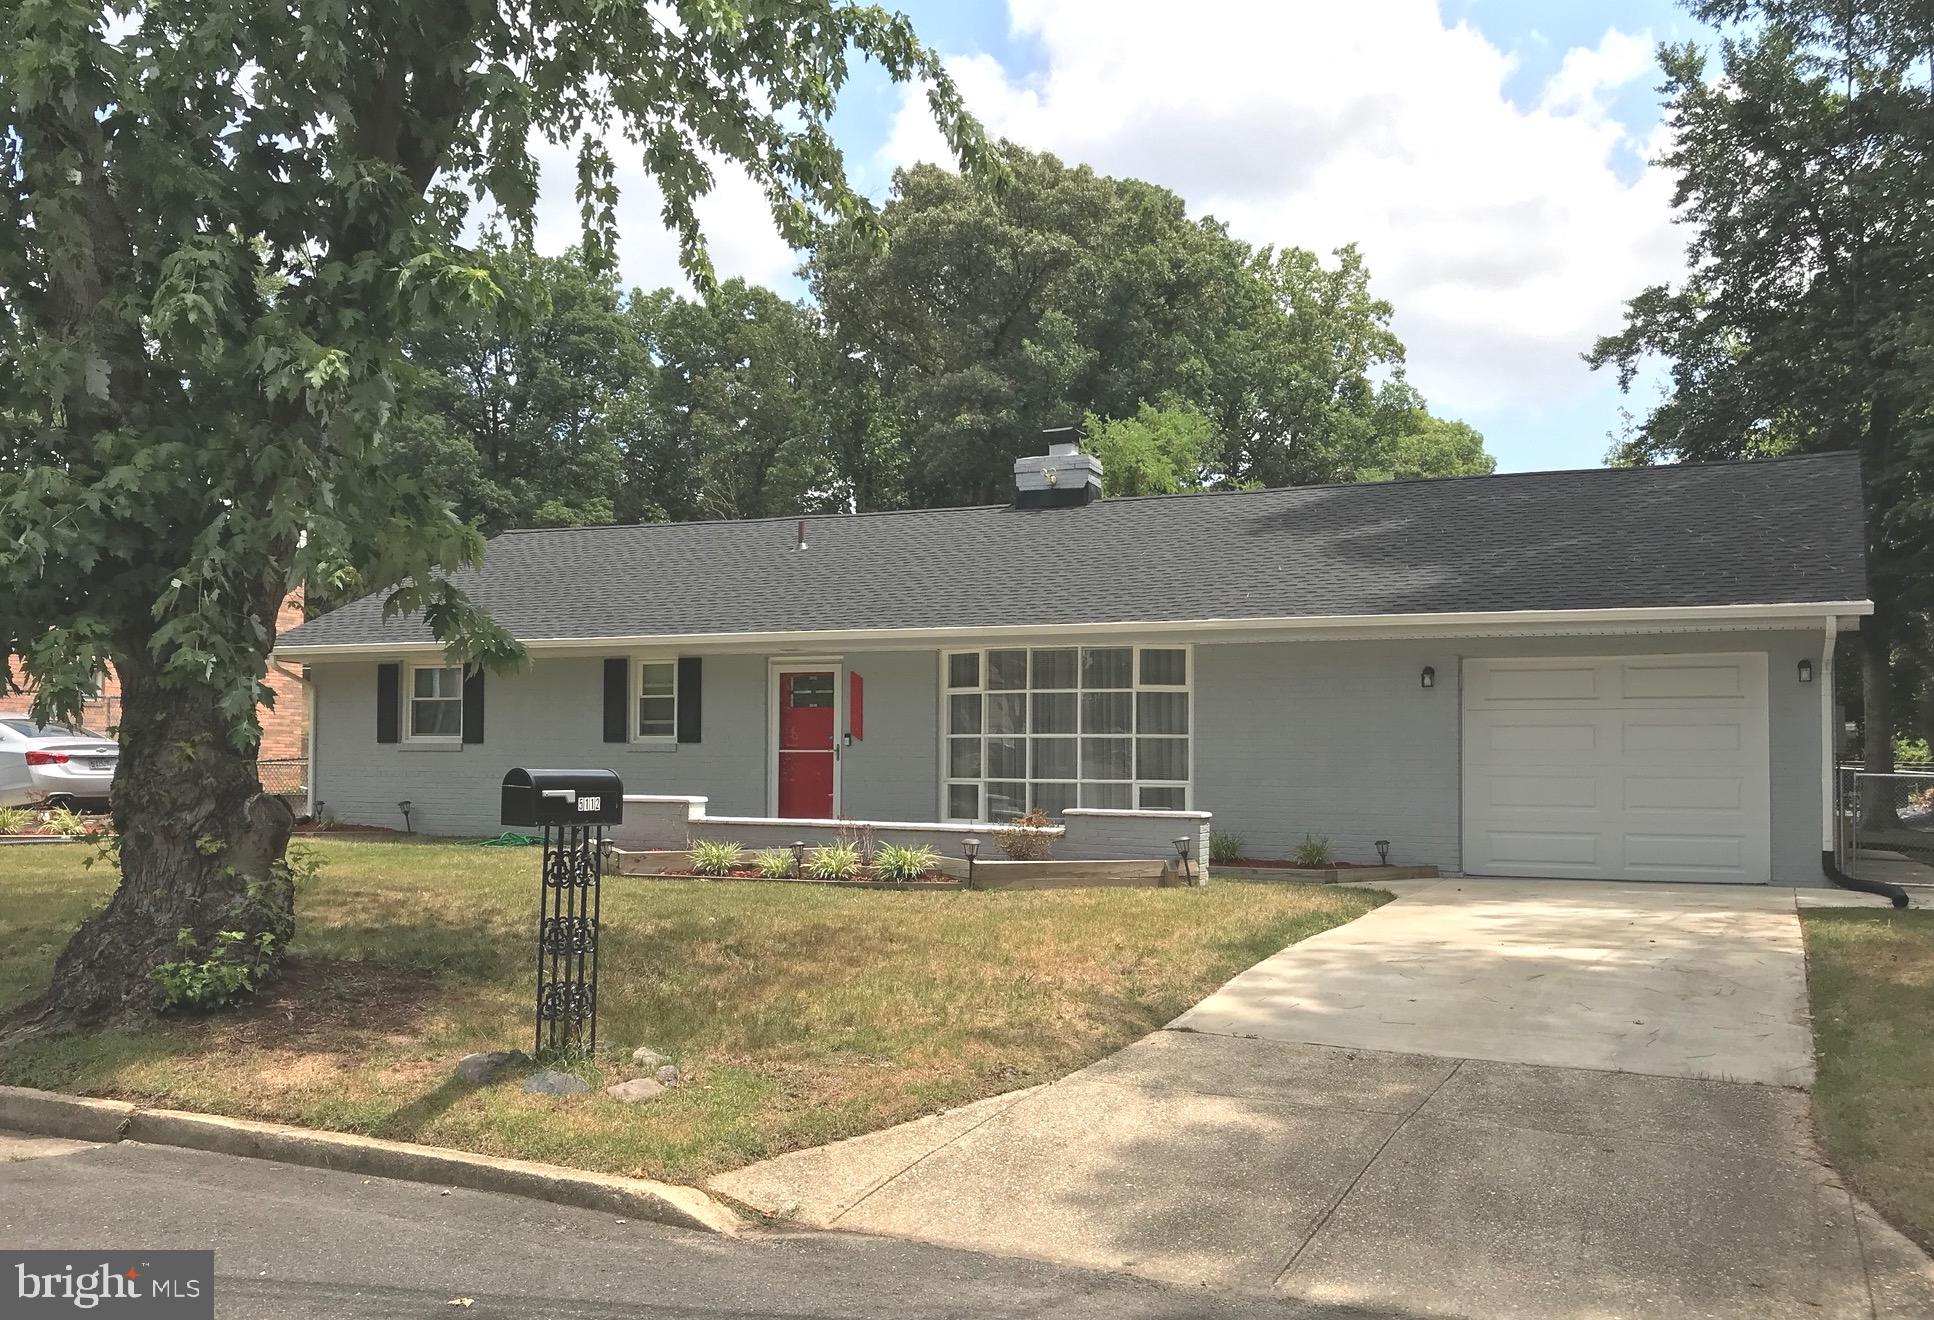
left=1897, top=735, right=1932, bottom=767
left=1293, top=833, right=1333, bottom=867
left=152, top=928, right=276, bottom=1011
left=688, top=839, right=744, bottom=875
left=754, top=848, right=796, bottom=879
left=803, top=841, right=861, bottom=881
left=1208, top=830, right=1245, bottom=865
left=0, top=805, right=31, bottom=835
left=873, top=842, right=940, bottom=882
left=42, top=806, right=91, bottom=838
left=995, top=807, right=1056, bottom=860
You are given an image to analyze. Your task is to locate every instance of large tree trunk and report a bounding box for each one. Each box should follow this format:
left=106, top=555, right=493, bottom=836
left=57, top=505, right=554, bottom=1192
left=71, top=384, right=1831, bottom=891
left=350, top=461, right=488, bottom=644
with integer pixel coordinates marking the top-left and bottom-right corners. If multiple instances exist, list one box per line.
left=18, top=650, right=295, bottom=1032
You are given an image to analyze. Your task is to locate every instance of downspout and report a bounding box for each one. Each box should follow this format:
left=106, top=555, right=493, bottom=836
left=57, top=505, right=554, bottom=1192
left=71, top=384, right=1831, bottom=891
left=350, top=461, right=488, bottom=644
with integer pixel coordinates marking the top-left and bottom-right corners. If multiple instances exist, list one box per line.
left=271, top=660, right=317, bottom=822
left=1818, top=616, right=1909, bottom=907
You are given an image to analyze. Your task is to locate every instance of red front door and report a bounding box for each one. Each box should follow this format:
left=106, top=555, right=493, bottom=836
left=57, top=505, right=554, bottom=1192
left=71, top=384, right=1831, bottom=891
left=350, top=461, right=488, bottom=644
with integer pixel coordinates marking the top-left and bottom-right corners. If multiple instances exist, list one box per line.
left=777, top=670, right=836, bottom=818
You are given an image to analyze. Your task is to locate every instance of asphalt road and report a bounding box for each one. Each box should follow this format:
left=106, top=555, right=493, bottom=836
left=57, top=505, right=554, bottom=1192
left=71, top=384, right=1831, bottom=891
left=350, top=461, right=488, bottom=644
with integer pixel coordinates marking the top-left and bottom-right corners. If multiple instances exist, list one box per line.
left=0, top=1136, right=1385, bottom=1319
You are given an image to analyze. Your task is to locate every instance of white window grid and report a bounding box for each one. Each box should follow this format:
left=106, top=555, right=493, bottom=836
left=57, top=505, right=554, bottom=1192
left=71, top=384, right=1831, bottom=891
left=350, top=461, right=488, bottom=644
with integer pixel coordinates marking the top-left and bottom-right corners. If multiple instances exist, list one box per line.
left=634, top=658, right=678, bottom=742
left=406, top=662, right=464, bottom=743
left=940, top=644, right=1191, bottom=822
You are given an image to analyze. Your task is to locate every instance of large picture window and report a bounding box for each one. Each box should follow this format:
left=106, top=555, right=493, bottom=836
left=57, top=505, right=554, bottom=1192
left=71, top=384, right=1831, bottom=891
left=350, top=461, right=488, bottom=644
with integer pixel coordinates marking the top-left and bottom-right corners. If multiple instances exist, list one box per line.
left=943, top=645, right=1190, bottom=821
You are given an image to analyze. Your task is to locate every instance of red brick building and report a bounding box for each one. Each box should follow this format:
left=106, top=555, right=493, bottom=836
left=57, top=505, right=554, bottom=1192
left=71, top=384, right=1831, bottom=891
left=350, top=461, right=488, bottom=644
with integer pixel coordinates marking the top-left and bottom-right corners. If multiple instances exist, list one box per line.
left=2, top=591, right=310, bottom=789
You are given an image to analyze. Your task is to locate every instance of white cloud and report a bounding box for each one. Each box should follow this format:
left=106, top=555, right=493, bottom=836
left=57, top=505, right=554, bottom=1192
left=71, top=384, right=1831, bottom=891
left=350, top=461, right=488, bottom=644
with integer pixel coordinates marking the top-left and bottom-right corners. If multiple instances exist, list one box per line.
left=882, top=2, right=1685, bottom=415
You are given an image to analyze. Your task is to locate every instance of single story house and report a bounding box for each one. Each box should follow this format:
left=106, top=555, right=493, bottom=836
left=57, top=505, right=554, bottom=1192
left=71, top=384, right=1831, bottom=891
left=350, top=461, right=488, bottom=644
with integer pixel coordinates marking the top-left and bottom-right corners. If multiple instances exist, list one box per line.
left=274, top=435, right=1869, bottom=886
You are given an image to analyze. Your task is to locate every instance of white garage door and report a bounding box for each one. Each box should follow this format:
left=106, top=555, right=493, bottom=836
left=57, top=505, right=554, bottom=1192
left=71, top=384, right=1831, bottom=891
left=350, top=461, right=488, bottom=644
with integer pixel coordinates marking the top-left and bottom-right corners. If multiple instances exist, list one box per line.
left=1461, top=654, right=1771, bottom=884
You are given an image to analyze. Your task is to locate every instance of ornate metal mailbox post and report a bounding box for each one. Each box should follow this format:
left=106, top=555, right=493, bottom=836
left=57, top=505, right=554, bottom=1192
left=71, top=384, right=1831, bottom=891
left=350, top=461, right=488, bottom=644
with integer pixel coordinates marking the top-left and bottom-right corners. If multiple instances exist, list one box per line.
left=501, top=768, right=625, bottom=1053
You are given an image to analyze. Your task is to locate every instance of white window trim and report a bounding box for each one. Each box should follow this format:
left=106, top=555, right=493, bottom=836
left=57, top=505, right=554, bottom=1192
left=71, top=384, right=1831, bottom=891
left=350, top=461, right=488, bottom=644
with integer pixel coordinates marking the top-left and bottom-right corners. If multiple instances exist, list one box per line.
left=937, top=643, right=1193, bottom=823
left=403, top=661, right=465, bottom=745
left=631, top=657, right=680, bottom=745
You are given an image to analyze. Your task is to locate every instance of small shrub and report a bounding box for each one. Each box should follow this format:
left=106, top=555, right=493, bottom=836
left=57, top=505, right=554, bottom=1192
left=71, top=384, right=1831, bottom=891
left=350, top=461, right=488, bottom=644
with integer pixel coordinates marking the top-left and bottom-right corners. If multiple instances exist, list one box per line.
left=836, top=819, right=877, bottom=862
left=1208, top=830, right=1246, bottom=865
left=688, top=839, right=744, bottom=876
left=754, top=848, right=796, bottom=879
left=152, top=927, right=277, bottom=1011
left=0, top=805, right=32, bottom=835
left=42, top=806, right=91, bottom=838
left=995, top=807, right=1056, bottom=860
left=803, top=841, right=861, bottom=881
left=1293, top=833, right=1333, bottom=867
left=873, top=842, right=940, bottom=882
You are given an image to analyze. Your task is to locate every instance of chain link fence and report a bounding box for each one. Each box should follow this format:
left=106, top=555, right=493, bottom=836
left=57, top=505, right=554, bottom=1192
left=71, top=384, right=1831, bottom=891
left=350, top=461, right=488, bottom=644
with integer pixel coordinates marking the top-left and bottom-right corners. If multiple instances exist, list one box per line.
left=1836, top=764, right=1934, bottom=888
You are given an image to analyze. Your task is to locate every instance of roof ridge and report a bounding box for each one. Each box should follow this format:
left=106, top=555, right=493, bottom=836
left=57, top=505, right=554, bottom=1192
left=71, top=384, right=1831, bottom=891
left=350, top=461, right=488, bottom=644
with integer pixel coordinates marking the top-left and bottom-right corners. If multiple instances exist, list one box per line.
left=484, top=451, right=1861, bottom=538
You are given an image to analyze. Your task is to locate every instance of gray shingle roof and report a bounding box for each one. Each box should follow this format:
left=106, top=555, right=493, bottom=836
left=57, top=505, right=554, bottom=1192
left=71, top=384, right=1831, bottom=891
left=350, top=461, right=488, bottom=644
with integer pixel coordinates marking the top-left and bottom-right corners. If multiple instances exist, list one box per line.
left=279, top=453, right=1869, bottom=649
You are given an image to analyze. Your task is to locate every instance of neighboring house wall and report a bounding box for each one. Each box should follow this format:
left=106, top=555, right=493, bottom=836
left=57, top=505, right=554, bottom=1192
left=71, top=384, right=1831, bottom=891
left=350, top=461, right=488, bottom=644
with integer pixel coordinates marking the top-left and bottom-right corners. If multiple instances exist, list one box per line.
left=2, top=590, right=309, bottom=760
left=308, top=649, right=939, bottom=836
left=1193, top=628, right=1825, bottom=885
left=307, top=628, right=1828, bottom=885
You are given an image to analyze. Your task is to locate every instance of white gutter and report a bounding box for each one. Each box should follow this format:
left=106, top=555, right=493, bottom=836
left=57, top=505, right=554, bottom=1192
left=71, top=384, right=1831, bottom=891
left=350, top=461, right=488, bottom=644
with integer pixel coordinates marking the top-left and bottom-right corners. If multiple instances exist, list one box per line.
left=272, top=600, right=1877, bottom=661
left=1820, top=614, right=1837, bottom=854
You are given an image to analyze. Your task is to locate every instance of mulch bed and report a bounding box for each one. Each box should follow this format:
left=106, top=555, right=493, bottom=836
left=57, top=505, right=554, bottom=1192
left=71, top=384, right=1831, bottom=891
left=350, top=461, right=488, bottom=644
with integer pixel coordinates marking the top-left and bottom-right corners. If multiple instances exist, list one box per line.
left=1219, top=857, right=1374, bottom=870
left=649, top=869, right=961, bottom=890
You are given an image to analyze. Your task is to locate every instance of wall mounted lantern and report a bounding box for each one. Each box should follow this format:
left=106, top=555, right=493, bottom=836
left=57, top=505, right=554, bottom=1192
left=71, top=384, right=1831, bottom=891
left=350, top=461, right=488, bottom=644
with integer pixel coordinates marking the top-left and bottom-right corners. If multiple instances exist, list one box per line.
left=1420, top=666, right=1435, bottom=689
left=1798, top=659, right=1815, bottom=684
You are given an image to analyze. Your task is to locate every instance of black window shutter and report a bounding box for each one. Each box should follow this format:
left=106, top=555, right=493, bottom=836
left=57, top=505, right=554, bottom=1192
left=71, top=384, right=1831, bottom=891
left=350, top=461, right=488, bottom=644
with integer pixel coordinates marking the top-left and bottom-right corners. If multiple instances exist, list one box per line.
left=602, top=658, right=628, bottom=743
left=376, top=663, right=400, bottom=744
left=462, top=668, right=485, bottom=744
left=677, top=657, right=702, bottom=743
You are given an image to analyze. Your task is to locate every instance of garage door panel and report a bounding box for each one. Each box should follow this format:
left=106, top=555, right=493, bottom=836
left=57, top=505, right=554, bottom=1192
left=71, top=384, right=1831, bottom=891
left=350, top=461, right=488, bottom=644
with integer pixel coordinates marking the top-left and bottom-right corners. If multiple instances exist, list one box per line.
left=1485, top=774, right=1599, bottom=809
left=1483, top=665, right=1599, bottom=702
left=1482, top=722, right=1599, bottom=756
left=1619, top=662, right=1749, bottom=701
left=1485, top=831, right=1600, bottom=866
left=1623, top=776, right=1743, bottom=812
left=1624, top=833, right=1745, bottom=872
left=1462, top=654, right=1769, bottom=884
left=1621, top=720, right=1744, bottom=755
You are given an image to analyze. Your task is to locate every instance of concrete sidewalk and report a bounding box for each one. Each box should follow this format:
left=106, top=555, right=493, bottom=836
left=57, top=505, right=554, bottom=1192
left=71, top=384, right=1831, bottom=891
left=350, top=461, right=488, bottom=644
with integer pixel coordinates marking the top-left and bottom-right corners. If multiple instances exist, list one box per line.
left=713, top=880, right=1934, bottom=1318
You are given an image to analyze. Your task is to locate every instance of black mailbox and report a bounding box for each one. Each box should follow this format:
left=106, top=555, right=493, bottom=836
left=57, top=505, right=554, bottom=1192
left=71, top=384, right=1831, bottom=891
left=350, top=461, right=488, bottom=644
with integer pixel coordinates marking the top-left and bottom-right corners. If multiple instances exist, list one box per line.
left=501, top=768, right=625, bottom=827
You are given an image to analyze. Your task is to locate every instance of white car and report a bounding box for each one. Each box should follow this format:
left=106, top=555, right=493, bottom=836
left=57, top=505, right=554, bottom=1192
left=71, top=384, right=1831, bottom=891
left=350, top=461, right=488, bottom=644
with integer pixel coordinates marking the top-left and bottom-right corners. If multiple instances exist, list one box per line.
left=0, top=718, right=120, bottom=809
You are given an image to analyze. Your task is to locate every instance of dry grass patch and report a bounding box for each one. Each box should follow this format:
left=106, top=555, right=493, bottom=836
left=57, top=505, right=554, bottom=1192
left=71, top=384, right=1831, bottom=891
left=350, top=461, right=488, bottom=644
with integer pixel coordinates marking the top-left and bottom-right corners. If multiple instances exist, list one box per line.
left=1, top=839, right=1384, bottom=1182
left=1802, top=908, right=1934, bottom=1252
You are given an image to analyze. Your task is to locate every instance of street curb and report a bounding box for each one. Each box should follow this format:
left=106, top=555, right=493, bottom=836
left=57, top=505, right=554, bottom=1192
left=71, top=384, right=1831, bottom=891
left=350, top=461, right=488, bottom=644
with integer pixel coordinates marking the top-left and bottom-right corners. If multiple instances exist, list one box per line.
left=0, top=1087, right=135, bottom=1142
left=0, top=1085, right=741, bottom=1236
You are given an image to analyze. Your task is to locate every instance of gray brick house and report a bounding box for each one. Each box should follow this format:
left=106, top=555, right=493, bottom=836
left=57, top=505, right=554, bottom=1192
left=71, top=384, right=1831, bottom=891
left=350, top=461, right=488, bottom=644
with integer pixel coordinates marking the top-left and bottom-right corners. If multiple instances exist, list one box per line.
left=275, top=437, right=1869, bottom=886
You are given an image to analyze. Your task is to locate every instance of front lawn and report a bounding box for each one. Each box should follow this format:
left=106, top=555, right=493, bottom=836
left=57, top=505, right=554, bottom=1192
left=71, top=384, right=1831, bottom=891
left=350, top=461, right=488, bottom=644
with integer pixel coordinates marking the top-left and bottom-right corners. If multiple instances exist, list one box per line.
left=1803, top=908, right=1934, bottom=1251
left=0, top=839, right=1383, bottom=1183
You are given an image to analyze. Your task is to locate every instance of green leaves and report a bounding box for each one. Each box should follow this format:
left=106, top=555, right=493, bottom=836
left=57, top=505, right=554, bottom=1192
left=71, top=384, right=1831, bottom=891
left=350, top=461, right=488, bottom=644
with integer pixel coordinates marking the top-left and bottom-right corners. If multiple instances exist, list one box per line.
left=0, top=0, right=985, bottom=742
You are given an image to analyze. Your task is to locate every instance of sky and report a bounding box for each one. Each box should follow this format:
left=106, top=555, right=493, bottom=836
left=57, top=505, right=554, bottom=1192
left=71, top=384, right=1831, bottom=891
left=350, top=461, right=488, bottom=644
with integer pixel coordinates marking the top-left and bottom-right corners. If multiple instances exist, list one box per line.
left=530, top=0, right=1716, bottom=474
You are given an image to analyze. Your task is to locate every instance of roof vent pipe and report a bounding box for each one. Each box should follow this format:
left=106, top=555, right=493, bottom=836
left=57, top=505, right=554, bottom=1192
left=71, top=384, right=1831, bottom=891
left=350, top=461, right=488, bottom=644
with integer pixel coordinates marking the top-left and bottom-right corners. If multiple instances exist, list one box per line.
left=795, top=519, right=807, bottom=551
left=1013, top=425, right=1103, bottom=508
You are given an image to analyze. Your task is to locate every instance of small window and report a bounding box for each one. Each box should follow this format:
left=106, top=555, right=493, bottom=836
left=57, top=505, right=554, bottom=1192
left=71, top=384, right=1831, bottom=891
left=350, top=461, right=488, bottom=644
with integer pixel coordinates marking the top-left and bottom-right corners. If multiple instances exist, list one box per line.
left=789, top=673, right=834, bottom=708
left=637, top=660, right=677, bottom=739
left=409, top=665, right=464, bottom=741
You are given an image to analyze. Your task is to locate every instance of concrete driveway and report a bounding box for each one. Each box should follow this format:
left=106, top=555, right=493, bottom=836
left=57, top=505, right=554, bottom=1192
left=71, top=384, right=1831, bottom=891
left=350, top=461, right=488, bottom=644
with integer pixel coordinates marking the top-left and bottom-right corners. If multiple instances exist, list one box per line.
left=715, top=879, right=1934, bottom=1319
